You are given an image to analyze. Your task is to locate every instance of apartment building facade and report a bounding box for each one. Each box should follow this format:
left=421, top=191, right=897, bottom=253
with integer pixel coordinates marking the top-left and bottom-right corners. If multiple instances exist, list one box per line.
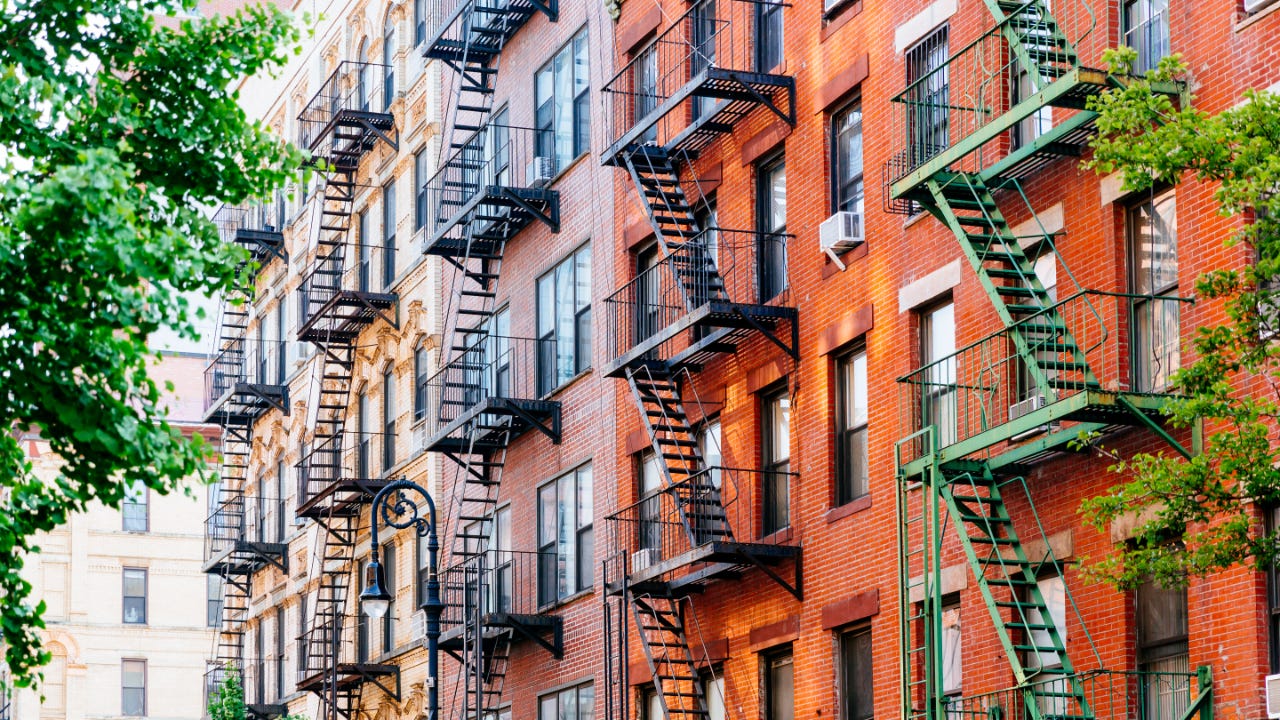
left=10, top=353, right=218, bottom=720
left=205, top=1, right=1280, bottom=720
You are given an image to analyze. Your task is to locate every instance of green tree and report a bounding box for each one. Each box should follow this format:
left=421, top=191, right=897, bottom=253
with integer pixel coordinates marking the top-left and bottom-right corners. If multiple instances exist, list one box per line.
left=1079, top=47, right=1280, bottom=588
left=0, top=0, right=305, bottom=685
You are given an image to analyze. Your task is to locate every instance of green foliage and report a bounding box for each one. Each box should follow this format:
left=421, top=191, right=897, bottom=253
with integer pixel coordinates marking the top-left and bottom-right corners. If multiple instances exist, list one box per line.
left=207, top=667, right=307, bottom=720
left=0, top=0, right=306, bottom=686
left=1080, top=47, right=1280, bottom=587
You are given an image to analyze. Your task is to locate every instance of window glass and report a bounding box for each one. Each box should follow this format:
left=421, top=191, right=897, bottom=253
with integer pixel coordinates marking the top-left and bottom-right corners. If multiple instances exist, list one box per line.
left=383, top=15, right=395, bottom=109
left=535, top=29, right=590, bottom=171
left=833, top=103, right=864, bottom=217
left=414, top=0, right=427, bottom=46
left=44, top=649, right=67, bottom=715
left=537, top=246, right=592, bottom=393
left=1136, top=577, right=1191, bottom=718
left=539, top=683, right=594, bottom=720
left=415, top=345, right=430, bottom=422
left=762, top=386, right=791, bottom=535
left=123, top=479, right=148, bottom=532
left=207, top=574, right=222, bottom=628
left=766, top=649, right=794, bottom=720
left=921, top=302, right=957, bottom=447
left=755, top=1, right=784, bottom=72
left=840, top=627, right=873, bottom=720
left=415, top=150, right=429, bottom=231
left=941, top=600, right=962, bottom=696
left=905, top=27, right=950, bottom=168
left=383, top=180, right=396, bottom=288
left=1129, top=190, right=1179, bottom=392
left=123, top=568, right=147, bottom=624
left=537, top=465, right=593, bottom=602
left=1269, top=505, right=1280, bottom=673
left=836, top=349, right=869, bottom=505
left=122, top=660, right=146, bottom=716
left=383, top=369, right=396, bottom=472
left=758, top=158, right=788, bottom=301
left=1124, top=0, right=1170, bottom=74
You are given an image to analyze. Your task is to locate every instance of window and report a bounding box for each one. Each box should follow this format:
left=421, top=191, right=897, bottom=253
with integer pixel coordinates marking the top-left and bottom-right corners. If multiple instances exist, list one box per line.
left=835, top=348, right=869, bottom=506
left=121, top=659, right=146, bottom=716
left=1130, top=189, right=1179, bottom=392
left=358, top=390, right=371, bottom=478
left=535, top=30, right=590, bottom=172
left=697, top=417, right=722, bottom=490
left=123, top=479, right=148, bottom=532
left=1017, top=253, right=1059, bottom=402
left=1026, top=574, right=1068, bottom=717
left=756, top=0, right=784, bottom=72
left=253, top=625, right=266, bottom=704
left=275, top=460, right=287, bottom=542
left=538, top=683, right=594, bottom=720
left=415, top=150, right=429, bottom=232
left=358, top=209, right=372, bottom=292
left=941, top=598, right=962, bottom=697
left=832, top=102, right=864, bottom=218
left=414, top=0, right=427, bottom=46
left=207, top=575, right=222, bottom=628
left=761, top=386, right=791, bottom=535
left=297, top=592, right=309, bottom=673
left=383, top=14, right=396, bottom=109
left=920, top=301, right=957, bottom=448
left=758, top=156, right=788, bottom=301
left=1136, top=577, right=1191, bottom=718
left=839, top=627, right=873, bottom=720
left=632, top=44, right=658, bottom=143
left=764, top=648, right=794, bottom=720
left=638, top=451, right=664, bottom=553
left=1123, top=0, right=1169, bottom=75
left=357, top=40, right=370, bottom=112
left=414, top=345, right=430, bottom=422
left=1269, top=505, right=1280, bottom=673
left=905, top=27, right=949, bottom=167
left=383, top=369, right=396, bottom=472
left=536, top=246, right=591, bottom=394
left=691, top=2, right=717, bottom=119
left=1011, top=58, right=1053, bottom=149
left=274, top=605, right=286, bottom=699
left=538, top=464, right=593, bottom=603
left=461, top=506, right=513, bottom=613
left=123, top=568, right=147, bottom=624
left=43, top=646, right=67, bottom=717
left=703, top=671, right=726, bottom=720
left=383, top=180, right=396, bottom=288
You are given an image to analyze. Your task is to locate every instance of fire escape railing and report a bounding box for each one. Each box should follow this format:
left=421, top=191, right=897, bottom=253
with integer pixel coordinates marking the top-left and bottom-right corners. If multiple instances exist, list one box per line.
left=298, top=61, right=395, bottom=154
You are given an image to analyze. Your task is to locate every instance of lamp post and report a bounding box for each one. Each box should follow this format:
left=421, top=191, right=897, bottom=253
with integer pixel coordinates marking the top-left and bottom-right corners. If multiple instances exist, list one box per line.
left=360, top=478, right=441, bottom=720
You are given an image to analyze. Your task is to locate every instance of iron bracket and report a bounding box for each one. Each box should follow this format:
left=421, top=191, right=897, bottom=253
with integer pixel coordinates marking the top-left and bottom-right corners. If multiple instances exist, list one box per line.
left=1116, top=395, right=1191, bottom=460
left=496, top=188, right=560, bottom=232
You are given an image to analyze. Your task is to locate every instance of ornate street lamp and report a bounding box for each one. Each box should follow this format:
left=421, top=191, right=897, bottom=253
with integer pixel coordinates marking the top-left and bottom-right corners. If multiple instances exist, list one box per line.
left=360, top=479, right=441, bottom=720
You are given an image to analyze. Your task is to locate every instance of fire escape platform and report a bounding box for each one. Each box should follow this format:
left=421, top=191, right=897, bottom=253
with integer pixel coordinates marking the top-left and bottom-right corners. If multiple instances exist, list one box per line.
left=203, top=384, right=290, bottom=425
left=608, top=541, right=800, bottom=597
left=245, top=703, right=289, bottom=720
left=202, top=541, right=289, bottom=576
left=296, top=478, right=394, bottom=520
left=602, top=67, right=796, bottom=166
left=235, top=228, right=287, bottom=266
left=422, top=0, right=552, bottom=64
left=426, top=396, right=561, bottom=453
left=306, top=111, right=397, bottom=165
left=439, top=612, right=563, bottom=653
left=604, top=301, right=798, bottom=378
left=296, top=663, right=399, bottom=694
left=297, top=291, right=397, bottom=344
left=423, top=186, right=560, bottom=258
left=898, top=389, right=1174, bottom=480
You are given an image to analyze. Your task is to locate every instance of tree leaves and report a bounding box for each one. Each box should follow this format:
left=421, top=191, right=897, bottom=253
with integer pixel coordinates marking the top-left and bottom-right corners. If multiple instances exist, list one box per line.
left=0, top=1, right=303, bottom=686
left=1081, top=52, right=1280, bottom=588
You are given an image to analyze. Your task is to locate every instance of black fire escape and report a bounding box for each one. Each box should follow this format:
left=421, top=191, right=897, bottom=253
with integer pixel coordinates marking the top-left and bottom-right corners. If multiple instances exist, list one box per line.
left=293, top=60, right=401, bottom=720
left=598, top=4, right=800, bottom=720
left=421, top=1, right=562, bottom=718
left=204, top=204, right=291, bottom=719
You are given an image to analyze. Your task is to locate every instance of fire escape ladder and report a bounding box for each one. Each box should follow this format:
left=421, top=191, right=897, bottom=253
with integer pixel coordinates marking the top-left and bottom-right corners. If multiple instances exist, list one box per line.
left=446, top=427, right=512, bottom=561
left=989, top=0, right=1078, bottom=94
left=924, top=174, right=1099, bottom=400
left=621, top=148, right=718, bottom=302
left=624, top=363, right=731, bottom=546
left=630, top=590, right=711, bottom=720
left=299, top=511, right=362, bottom=720
left=940, top=464, right=1093, bottom=720
left=452, top=557, right=515, bottom=720
left=215, top=564, right=251, bottom=666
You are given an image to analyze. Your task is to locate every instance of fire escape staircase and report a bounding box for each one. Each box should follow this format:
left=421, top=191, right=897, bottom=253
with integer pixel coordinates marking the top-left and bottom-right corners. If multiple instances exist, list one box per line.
left=294, top=68, right=400, bottom=720
left=421, top=5, right=561, bottom=720
left=888, top=0, right=1208, bottom=717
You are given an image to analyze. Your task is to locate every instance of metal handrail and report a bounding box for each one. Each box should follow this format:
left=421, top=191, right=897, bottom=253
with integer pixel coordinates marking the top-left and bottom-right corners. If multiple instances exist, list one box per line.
left=439, top=549, right=560, bottom=623
left=426, top=335, right=553, bottom=434
left=203, top=339, right=292, bottom=412
left=297, top=61, right=393, bottom=151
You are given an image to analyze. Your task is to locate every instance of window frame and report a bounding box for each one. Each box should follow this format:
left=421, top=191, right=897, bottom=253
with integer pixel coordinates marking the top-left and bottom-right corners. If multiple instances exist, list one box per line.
left=122, top=567, right=147, bottom=625
left=1122, top=0, right=1170, bottom=75
left=121, top=658, right=146, bottom=717
left=904, top=26, right=950, bottom=169
left=122, top=479, right=149, bottom=532
left=536, top=245, right=592, bottom=395
left=755, top=0, right=785, bottom=73
left=414, top=344, right=430, bottom=422
left=382, top=179, right=397, bottom=289
left=537, top=464, right=594, bottom=605
left=537, top=682, right=595, bottom=720
left=919, top=299, right=957, bottom=448
left=1269, top=504, right=1280, bottom=674
left=383, top=368, right=397, bottom=472
left=838, top=625, right=873, bottom=720
left=761, top=384, right=791, bottom=536
left=207, top=574, right=222, bottom=628
left=763, top=646, right=795, bottom=720
left=382, top=13, right=396, bottom=109
left=1127, top=188, right=1180, bottom=393
left=414, top=149, right=429, bottom=232
left=757, top=154, right=788, bottom=302
left=534, top=28, right=591, bottom=173
left=834, top=347, right=869, bottom=506
left=831, top=100, right=864, bottom=218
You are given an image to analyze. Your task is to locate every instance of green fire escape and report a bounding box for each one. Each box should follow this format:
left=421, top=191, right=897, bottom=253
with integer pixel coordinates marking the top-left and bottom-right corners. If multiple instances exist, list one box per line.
left=885, top=0, right=1214, bottom=718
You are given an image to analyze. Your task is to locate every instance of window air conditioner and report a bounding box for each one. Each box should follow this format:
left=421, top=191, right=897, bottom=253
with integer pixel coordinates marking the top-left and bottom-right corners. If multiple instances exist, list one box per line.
left=412, top=422, right=428, bottom=452
left=1008, top=391, right=1057, bottom=442
left=631, top=548, right=660, bottom=572
left=527, top=156, right=555, bottom=188
left=1245, top=0, right=1279, bottom=15
left=411, top=609, right=428, bottom=639
left=819, top=211, right=864, bottom=268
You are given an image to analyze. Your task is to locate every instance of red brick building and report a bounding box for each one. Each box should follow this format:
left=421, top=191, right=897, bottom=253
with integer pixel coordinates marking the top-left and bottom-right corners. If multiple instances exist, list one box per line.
left=423, top=0, right=1280, bottom=720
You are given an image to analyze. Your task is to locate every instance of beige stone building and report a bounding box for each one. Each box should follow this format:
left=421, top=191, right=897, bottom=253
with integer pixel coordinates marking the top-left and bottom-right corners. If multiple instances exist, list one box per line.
left=200, top=1, right=444, bottom=719
left=11, top=352, right=219, bottom=720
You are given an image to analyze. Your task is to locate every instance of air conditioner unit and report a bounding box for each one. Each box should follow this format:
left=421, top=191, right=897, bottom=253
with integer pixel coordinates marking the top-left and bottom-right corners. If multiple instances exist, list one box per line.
left=1008, top=391, right=1058, bottom=442
left=1246, top=0, right=1279, bottom=14
left=819, top=211, right=864, bottom=268
left=411, top=609, right=428, bottom=639
left=631, top=548, right=660, bottom=572
left=1267, top=674, right=1280, bottom=718
left=412, top=422, right=428, bottom=452
left=526, top=156, right=555, bottom=188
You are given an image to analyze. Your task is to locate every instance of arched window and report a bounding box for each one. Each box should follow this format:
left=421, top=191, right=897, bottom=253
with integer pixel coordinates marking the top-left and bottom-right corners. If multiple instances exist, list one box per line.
left=357, top=39, right=370, bottom=112
left=382, top=13, right=396, bottom=109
